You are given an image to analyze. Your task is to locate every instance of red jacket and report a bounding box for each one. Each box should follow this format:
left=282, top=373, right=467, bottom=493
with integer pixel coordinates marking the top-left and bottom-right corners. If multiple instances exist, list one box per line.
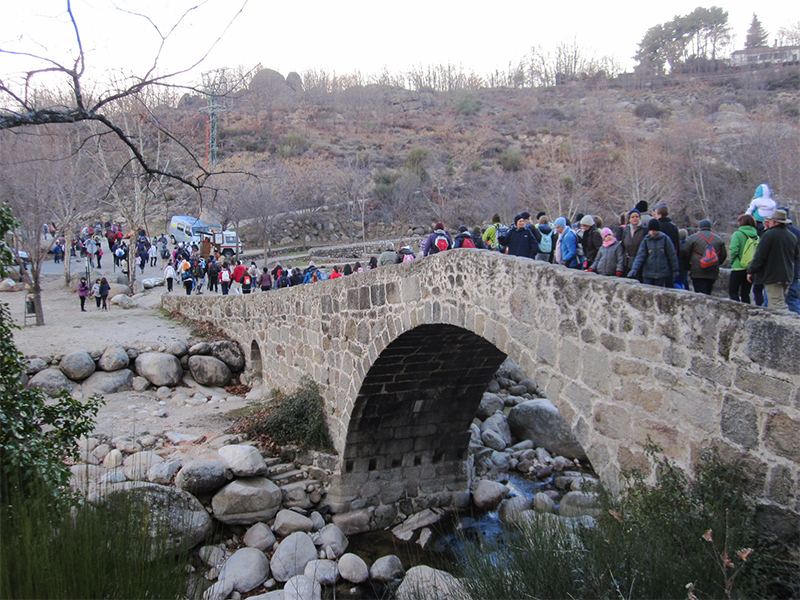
left=232, top=265, right=247, bottom=283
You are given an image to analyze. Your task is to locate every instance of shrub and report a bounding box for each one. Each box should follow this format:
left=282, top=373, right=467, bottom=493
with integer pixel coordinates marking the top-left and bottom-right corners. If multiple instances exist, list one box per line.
left=499, top=148, right=524, bottom=172
left=633, top=102, right=668, bottom=119
left=227, top=376, right=333, bottom=452
left=454, top=444, right=792, bottom=600
left=275, top=133, right=309, bottom=157
left=454, top=92, right=481, bottom=115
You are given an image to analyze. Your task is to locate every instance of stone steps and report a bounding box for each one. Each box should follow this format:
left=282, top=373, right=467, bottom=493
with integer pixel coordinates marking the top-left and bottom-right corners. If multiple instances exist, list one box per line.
left=270, top=469, right=306, bottom=485
left=265, top=461, right=296, bottom=477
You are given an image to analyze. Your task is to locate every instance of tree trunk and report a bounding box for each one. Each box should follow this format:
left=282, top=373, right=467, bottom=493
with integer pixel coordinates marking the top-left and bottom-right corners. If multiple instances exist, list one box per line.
left=62, top=232, right=72, bottom=287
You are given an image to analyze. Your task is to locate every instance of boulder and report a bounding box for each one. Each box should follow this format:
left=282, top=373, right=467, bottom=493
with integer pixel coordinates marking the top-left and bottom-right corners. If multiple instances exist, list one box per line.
left=472, top=479, right=509, bottom=510
left=331, top=508, right=371, bottom=535
left=304, top=559, right=339, bottom=586
left=270, top=531, right=318, bottom=582
left=0, top=277, right=17, bottom=291
left=369, top=555, right=404, bottom=582
left=135, top=352, right=183, bottom=387
left=219, top=547, right=271, bottom=593
left=148, top=460, right=182, bottom=485
left=188, top=355, right=232, bottom=387
left=476, top=393, right=504, bottom=420
left=533, top=492, right=556, bottom=514
left=82, top=369, right=134, bottom=395
left=110, top=294, right=137, bottom=309
left=60, top=350, right=96, bottom=381
left=243, top=522, right=276, bottom=551
left=26, top=357, right=48, bottom=375
left=28, top=368, right=74, bottom=396
left=218, top=444, right=267, bottom=477
left=498, top=496, right=533, bottom=525
left=189, top=342, right=212, bottom=355
left=141, top=277, right=164, bottom=289
left=212, top=477, right=282, bottom=525
left=273, top=509, right=314, bottom=537
left=318, top=524, right=348, bottom=558
left=508, top=399, right=587, bottom=460
left=558, top=491, right=601, bottom=518
left=337, top=553, right=369, bottom=584
left=210, top=340, right=245, bottom=372
left=175, top=459, right=228, bottom=495
left=284, top=575, right=321, bottom=600
left=98, top=482, right=212, bottom=553
left=123, top=450, right=164, bottom=481
left=396, top=565, right=465, bottom=600
left=98, top=346, right=130, bottom=371
left=480, top=413, right=512, bottom=448
left=165, top=341, right=189, bottom=357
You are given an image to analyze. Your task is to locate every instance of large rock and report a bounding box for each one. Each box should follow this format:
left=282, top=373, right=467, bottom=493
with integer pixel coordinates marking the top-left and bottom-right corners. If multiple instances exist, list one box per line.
left=218, top=444, right=267, bottom=476
left=273, top=509, right=314, bottom=537
left=60, top=350, right=96, bottom=381
left=107, top=283, right=131, bottom=297
left=110, top=294, right=137, bottom=309
left=476, top=392, right=505, bottom=420
left=284, top=575, right=321, bottom=600
left=123, top=450, right=164, bottom=481
left=472, top=479, right=509, bottom=510
left=369, top=555, right=404, bottom=582
left=98, top=347, right=130, bottom=371
left=98, top=482, right=212, bottom=553
left=270, top=531, right=318, bottom=582
left=318, top=524, right=348, bottom=558
left=480, top=413, right=512, bottom=448
left=188, top=355, right=232, bottom=387
left=175, top=459, right=228, bottom=495
left=218, top=547, right=271, bottom=593
left=82, top=369, right=134, bottom=395
left=396, top=565, right=465, bottom=600
left=135, top=352, right=183, bottom=387
left=558, top=491, right=601, bottom=518
left=212, top=477, right=282, bottom=525
left=244, top=522, right=276, bottom=551
left=508, top=399, right=587, bottom=460
left=304, top=559, right=339, bottom=586
left=338, top=553, right=369, bottom=584
left=28, top=368, right=74, bottom=395
left=210, top=340, right=245, bottom=372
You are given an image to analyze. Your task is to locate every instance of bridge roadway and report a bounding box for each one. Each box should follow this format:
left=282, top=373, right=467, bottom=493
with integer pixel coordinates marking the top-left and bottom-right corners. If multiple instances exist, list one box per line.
left=163, top=250, right=800, bottom=536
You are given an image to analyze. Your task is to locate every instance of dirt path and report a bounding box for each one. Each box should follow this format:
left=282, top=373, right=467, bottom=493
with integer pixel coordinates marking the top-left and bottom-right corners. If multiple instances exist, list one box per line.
left=7, top=273, right=255, bottom=449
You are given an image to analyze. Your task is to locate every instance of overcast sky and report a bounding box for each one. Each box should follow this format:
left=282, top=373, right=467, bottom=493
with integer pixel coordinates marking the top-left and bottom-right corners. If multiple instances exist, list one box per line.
left=2, top=0, right=797, bottom=88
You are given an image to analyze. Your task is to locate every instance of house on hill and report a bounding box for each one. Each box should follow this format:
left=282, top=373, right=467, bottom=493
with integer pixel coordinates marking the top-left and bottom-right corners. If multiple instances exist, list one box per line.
left=730, top=45, right=800, bottom=68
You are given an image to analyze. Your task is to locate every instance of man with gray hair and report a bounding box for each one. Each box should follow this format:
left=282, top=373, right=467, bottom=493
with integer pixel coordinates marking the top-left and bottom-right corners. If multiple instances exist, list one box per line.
left=378, top=242, right=399, bottom=266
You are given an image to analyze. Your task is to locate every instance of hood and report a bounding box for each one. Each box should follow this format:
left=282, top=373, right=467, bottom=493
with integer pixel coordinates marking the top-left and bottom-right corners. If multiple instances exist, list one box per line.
left=538, top=223, right=552, bottom=235
left=738, top=225, right=758, bottom=237
left=433, top=229, right=447, bottom=235
left=754, top=184, right=771, bottom=200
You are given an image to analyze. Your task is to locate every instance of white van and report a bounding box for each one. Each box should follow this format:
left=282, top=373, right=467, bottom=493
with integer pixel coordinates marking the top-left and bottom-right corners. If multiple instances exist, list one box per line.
left=168, top=216, right=219, bottom=246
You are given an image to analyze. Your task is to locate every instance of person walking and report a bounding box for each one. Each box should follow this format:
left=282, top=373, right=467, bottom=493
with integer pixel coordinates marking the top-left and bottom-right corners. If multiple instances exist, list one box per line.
left=681, top=219, right=727, bottom=295
left=163, top=261, right=176, bottom=293
left=99, top=277, right=110, bottom=311
left=747, top=209, right=800, bottom=312
left=627, top=219, right=679, bottom=288
left=78, top=277, right=90, bottom=312
left=91, top=278, right=102, bottom=309
left=728, top=214, right=759, bottom=303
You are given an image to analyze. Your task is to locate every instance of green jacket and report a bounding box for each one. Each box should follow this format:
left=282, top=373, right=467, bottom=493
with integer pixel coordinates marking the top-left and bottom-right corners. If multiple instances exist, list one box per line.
left=482, top=221, right=502, bottom=249
left=729, top=225, right=758, bottom=271
left=681, top=229, right=728, bottom=280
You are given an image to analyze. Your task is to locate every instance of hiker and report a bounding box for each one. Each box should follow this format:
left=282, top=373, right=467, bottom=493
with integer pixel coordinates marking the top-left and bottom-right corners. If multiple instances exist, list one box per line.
left=681, top=219, right=727, bottom=295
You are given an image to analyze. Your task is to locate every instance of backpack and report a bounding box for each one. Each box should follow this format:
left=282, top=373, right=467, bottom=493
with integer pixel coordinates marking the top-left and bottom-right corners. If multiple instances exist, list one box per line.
left=181, top=269, right=193, bottom=281
left=242, top=275, right=251, bottom=288
left=208, top=262, right=220, bottom=277
left=696, top=232, right=719, bottom=269
left=220, top=269, right=231, bottom=282
left=739, top=234, right=758, bottom=268
left=432, top=233, right=450, bottom=253
left=538, top=230, right=553, bottom=254
left=496, top=225, right=511, bottom=250
left=461, top=235, right=476, bottom=249
left=403, top=252, right=415, bottom=262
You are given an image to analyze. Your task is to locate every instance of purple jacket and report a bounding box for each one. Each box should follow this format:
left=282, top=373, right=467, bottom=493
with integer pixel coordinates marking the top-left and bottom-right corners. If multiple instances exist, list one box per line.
left=78, top=281, right=90, bottom=297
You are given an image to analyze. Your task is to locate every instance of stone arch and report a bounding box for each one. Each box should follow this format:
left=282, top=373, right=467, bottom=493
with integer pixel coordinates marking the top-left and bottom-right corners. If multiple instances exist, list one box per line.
left=329, top=323, right=507, bottom=513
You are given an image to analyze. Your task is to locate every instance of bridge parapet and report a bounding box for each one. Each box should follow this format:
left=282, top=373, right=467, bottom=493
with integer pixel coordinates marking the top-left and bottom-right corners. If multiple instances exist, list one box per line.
left=163, top=250, right=800, bottom=535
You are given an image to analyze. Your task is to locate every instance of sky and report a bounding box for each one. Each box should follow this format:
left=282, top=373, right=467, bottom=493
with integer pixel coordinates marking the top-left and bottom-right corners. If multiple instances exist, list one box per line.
left=1, top=0, right=797, bottom=90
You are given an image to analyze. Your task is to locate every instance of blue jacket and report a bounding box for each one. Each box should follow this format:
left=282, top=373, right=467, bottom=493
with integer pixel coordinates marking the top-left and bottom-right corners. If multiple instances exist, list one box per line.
left=629, top=232, right=679, bottom=280
left=560, top=228, right=580, bottom=268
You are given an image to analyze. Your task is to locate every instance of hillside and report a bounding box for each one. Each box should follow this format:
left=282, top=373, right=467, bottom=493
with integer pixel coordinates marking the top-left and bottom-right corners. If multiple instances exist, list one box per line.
left=137, top=67, right=800, bottom=247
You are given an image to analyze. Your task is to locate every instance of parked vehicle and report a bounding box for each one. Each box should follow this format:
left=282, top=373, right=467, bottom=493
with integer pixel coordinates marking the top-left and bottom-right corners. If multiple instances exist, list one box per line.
left=167, top=216, right=220, bottom=246
left=199, top=230, right=243, bottom=258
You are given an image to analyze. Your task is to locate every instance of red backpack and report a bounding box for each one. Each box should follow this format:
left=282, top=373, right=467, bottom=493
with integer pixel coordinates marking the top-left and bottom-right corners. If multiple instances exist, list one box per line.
left=434, top=233, right=450, bottom=252
left=696, top=232, right=719, bottom=269
left=461, top=236, right=476, bottom=249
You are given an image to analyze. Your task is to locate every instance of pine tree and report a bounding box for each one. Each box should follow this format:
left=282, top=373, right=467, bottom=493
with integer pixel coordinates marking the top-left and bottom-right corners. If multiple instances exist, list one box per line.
left=745, top=13, right=769, bottom=49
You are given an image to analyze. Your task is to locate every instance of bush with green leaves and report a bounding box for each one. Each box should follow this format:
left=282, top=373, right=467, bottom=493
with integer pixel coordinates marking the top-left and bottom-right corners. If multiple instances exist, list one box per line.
left=228, top=376, right=333, bottom=452
left=499, top=148, right=524, bottom=172
left=0, top=203, right=103, bottom=505
left=454, top=92, right=481, bottom=115
left=455, top=444, right=796, bottom=599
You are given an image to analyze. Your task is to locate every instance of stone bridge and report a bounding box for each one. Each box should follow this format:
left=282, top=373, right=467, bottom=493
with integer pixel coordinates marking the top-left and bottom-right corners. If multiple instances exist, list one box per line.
left=163, top=250, right=800, bottom=535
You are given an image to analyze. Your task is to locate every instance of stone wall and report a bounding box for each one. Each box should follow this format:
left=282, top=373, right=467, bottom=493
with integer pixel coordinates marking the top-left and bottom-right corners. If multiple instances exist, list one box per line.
left=163, top=249, right=800, bottom=534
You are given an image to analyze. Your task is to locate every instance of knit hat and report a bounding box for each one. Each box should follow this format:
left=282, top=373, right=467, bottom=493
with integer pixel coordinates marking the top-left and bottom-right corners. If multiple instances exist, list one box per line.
left=635, top=200, right=649, bottom=213
left=580, top=215, right=595, bottom=227
left=520, top=211, right=531, bottom=220
left=554, top=217, right=567, bottom=228
left=513, top=214, right=524, bottom=224
left=699, top=219, right=712, bottom=230
left=491, top=213, right=501, bottom=223
left=601, top=227, right=614, bottom=238
left=458, top=225, right=468, bottom=233
left=648, top=219, right=661, bottom=231
left=434, top=222, right=445, bottom=231
left=628, top=208, right=641, bottom=218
